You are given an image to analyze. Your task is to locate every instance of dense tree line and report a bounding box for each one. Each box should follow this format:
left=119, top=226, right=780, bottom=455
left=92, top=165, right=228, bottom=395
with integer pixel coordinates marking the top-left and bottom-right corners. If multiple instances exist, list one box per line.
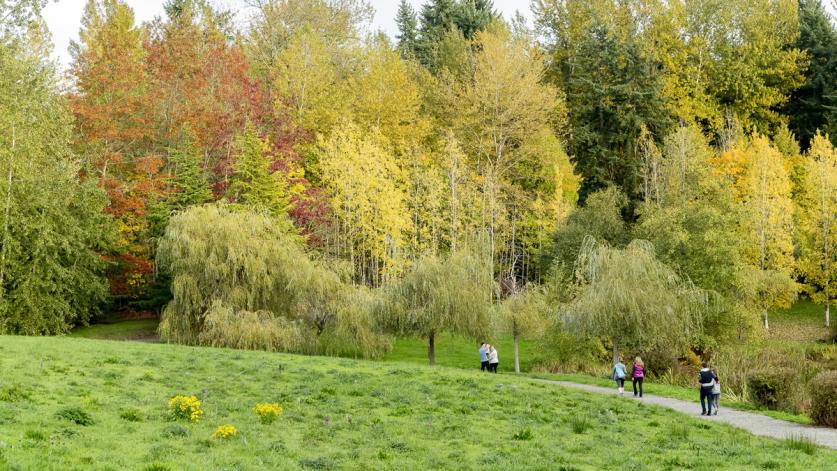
left=1, top=0, right=835, bottom=366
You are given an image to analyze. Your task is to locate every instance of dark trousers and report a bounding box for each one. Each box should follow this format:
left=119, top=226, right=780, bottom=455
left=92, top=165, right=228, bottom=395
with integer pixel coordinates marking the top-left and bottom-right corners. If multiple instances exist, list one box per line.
left=700, top=387, right=713, bottom=414
left=481, top=361, right=489, bottom=371
left=632, top=378, right=644, bottom=397
left=489, top=362, right=498, bottom=373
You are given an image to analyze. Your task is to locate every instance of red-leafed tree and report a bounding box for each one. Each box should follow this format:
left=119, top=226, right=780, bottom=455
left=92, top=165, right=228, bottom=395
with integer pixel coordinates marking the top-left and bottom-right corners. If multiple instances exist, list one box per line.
left=70, top=0, right=164, bottom=310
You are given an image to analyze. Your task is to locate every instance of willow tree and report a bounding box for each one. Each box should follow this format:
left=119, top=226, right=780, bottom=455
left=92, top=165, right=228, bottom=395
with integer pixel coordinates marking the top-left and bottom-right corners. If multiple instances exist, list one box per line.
left=797, top=133, right=837, bottom=327
left=376, top=247, right=495, bottom=365
left=157, top=204, right=387, bottom=357
left=563, top=237, right=709, bottom=361
left=501, top=285, right=549, bottom=373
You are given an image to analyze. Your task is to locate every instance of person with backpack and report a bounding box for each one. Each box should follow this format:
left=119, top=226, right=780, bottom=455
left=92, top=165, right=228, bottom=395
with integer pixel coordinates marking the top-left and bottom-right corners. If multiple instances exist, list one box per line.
left=711, top=369, right=721, bottom=415
left=612, top=357, right=627, bottom=395
left=632, top=357, right=646, bottom=398
left=698, top=362, right=718, bottom=416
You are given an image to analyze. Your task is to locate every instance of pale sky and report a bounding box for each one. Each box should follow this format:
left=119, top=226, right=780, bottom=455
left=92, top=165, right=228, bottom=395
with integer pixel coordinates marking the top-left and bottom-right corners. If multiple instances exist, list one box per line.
left=42, top=0, right=535, bottom=69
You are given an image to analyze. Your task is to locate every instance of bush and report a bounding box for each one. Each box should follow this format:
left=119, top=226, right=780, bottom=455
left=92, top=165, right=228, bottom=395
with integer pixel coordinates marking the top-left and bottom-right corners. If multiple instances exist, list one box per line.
left=254, top=403, right=282, bottom=424
left=746, top=368, right=800, bottom=411
left=809, top=370, right=837, bottom=427
left=55, top=407, right=94, bottom=426
left=167, top=395, right=203, bottom=422
left=211, top=424, right=237, bottom=440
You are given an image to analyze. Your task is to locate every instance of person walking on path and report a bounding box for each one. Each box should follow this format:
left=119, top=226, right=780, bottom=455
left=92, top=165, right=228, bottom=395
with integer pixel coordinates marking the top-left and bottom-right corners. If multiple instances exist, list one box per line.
left=612, top=357, right=627, bottom=395
left=479, top=342, right=489, bottom=371
left=487, top=345, right=499, bottom=373
left=711, top=370, right=721, bottom=415
left=632, top=357, right=646, bottom=398
left=698, top=362, right=718, bottom=416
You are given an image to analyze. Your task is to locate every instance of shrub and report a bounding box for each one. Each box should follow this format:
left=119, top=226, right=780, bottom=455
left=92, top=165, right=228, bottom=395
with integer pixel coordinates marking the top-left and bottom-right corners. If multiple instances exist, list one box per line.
left=512, top=428, right=533, bottom=441
left=120, top=408, right=144, bottom=422
left=809, top=370, right=837, bottom=427
left=167, top=395, right=203, bottom=422
left=254, top=403, right=282, bottom=424
left=55, top=407, right=94, bottom=426
left=0, top=385, right=30, bottom=403
left=746, top=368, right=800, bottom=411
left=211, top=424, right=237, bottom=440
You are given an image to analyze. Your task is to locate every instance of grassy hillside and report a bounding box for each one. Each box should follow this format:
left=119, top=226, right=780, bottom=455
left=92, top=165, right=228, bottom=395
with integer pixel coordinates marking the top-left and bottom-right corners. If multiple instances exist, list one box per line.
left=0, top=337, right=834, bottom=470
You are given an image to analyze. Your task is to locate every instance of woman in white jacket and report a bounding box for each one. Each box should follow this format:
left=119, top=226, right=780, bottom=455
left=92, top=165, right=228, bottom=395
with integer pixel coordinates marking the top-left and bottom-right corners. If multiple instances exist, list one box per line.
left=488, top=345, right=499, bottom=373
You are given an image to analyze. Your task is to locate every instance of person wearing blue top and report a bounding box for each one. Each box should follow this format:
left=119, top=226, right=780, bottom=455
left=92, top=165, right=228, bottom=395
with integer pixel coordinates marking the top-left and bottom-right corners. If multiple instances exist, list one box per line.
left=612, top=357, right=627, bottom=395
left=478, top=342, right=489, bottom=371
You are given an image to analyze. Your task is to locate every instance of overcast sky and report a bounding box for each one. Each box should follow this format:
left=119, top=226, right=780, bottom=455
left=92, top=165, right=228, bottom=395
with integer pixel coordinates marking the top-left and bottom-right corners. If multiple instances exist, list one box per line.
left=43, top=0, right=534, bottom=69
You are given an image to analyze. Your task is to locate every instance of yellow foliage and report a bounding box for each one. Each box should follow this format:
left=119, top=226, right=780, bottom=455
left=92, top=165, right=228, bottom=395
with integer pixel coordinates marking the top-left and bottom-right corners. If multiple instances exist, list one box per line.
left=211, top=424, right=237, bottom=439
left=167, top=395, right=203, bottom=422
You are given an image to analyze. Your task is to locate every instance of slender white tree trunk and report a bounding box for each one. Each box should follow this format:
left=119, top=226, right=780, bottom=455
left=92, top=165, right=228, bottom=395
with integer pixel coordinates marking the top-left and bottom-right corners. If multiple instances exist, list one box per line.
left=763, top=310, right=769, bottom=331
left=826, top=302, right=830, bottom=329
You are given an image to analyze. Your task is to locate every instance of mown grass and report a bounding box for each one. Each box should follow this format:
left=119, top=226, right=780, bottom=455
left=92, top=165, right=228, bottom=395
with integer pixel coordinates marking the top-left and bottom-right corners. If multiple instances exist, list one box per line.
left=383, top=334, right=531, bottom=373
left=770, top=299, right=832, bottom=343
left=0, top=336, right=834, bottom=470
left=69, top=319, right=160, bottom=341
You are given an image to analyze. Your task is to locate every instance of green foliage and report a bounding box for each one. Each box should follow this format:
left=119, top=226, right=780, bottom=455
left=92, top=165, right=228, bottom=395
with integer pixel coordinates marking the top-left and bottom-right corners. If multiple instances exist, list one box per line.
left=545, top=187, right=628, bottom=274
left=157, top=204, right=387, bottom=358
left=563, top=238, right=709, bottom=359
left=786, top=0, right=837, bottom=149
left=55, top=407, right=95, bottom=426
left=228, top=125, right=293, bottom=222
left=413, top=0, right=496, bottom=71
left=376, top=247, right=495, bottom=364
left=809, top=370, right=837, bottom=427
left=747, top=368, right=801, bottom=412
left=0, top=26, right=112, bottom=334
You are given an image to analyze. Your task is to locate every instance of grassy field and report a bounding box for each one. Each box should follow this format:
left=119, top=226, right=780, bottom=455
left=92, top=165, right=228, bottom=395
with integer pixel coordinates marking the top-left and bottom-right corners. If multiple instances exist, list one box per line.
left=69, top=319, right=160, bottom=341
left=383, top=334, right=532, bottom=373
left=769, top=299, right=832, bottom=343
left=0, top=336, right=834, bottom=470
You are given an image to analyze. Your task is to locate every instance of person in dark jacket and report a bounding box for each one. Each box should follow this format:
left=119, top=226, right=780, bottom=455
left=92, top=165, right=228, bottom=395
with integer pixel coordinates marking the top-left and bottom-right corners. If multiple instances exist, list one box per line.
left=698, top=362, right=718, bottom=416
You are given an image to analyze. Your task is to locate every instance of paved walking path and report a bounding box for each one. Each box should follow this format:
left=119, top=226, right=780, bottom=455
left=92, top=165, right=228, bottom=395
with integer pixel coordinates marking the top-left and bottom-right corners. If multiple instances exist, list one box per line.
left=537, top=379, right=837, bottom=450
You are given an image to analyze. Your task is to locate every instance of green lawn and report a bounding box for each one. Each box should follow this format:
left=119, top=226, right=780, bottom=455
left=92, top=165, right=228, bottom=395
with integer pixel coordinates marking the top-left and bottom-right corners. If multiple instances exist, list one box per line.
left=69, top=319, right=160, bottom=341
left=383, top=334, right=531, bottom=373
left=770, top=299, right=832, bottom=342
left=0, top=336, right=833, bottom=470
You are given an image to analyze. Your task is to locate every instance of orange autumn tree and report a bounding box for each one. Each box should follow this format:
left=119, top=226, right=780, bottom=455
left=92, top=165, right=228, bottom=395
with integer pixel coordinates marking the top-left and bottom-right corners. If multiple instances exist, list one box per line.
left=70, top=0, right=163, bottom=309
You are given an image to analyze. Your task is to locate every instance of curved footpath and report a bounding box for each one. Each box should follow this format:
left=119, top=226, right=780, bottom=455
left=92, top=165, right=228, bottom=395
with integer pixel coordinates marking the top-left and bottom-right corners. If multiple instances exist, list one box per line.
left=537, top=379, right=837, bottom=450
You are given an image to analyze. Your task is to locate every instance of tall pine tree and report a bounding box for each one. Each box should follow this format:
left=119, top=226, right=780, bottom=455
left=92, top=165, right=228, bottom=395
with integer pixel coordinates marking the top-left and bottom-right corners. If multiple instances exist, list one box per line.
left=786, top=0, right=837, bottom=149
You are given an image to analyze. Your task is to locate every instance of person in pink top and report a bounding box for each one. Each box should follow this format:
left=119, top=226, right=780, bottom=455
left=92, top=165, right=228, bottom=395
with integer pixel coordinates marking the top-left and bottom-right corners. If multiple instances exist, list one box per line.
left=632, top=357, right=646, bottom=398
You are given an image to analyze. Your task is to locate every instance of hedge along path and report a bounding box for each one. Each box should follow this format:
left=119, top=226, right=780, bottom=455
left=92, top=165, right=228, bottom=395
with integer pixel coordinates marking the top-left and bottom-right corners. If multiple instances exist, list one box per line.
left=537, top=379, right=837, bottom=450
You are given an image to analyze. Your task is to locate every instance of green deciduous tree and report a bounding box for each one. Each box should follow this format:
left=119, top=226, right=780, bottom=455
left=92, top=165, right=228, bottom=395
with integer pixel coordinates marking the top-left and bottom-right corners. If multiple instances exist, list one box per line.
left=376, top=247, right=495, bottom=365
left=501, top=285, right=549, bottom=373
left=157, top=204, right=388, bottom=357
left=0, top=21, right=112, bottom=334
left=563, top=237, right=709, bottom=361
